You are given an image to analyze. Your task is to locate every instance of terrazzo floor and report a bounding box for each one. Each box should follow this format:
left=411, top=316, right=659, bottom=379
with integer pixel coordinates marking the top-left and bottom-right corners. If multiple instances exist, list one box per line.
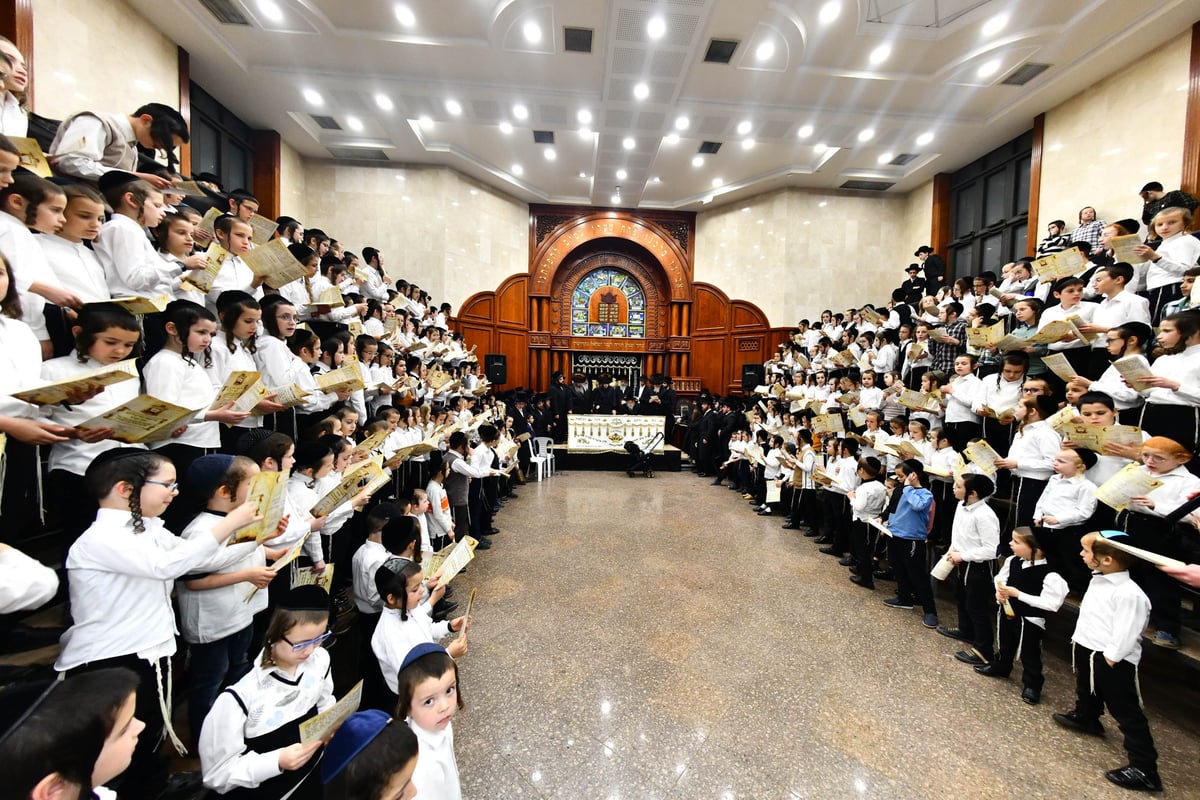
left=449, top=469, right=1200, bottom=799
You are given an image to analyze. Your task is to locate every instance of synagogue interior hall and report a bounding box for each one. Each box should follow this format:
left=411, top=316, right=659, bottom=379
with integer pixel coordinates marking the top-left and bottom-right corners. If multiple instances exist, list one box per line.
left=3, top=1, right=1200, bottom=799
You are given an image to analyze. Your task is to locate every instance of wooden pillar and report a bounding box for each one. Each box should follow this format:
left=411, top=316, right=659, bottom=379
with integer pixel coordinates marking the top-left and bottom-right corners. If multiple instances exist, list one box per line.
left=178, top=47, right=191, bottom=176
left=0, top=0, right=33, bottom=107
left=251, top=129, right=281, bottom=219
left=930, top=173, right=953, bottom=279
left=1026, top=112, right=1045, bottom=257
left=1182, top=21, right=1200, bottom=203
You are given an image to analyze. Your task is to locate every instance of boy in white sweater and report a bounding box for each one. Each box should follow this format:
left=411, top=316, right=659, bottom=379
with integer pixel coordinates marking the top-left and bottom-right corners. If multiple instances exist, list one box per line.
left=937, top=474, right=1000, bottom=666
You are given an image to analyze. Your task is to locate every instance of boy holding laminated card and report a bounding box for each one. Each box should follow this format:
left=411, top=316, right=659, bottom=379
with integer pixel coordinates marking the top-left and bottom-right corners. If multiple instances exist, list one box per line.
left=977, top=527, right=1067, bottom=705
left=937, top=474, right=1000, bottom=667
left=1053, top=532, right=1161, bottom=793
left=1033, top=448, right=1099, bottom=592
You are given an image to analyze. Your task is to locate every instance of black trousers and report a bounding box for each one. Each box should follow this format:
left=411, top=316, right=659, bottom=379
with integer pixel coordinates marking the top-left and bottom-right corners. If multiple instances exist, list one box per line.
left=851, top=520, right=877, bottom=585
left=1008, top=475, right=1048, bottom=535
left=952, top=561, right=996, bottom=660
left=1139, top=284, right=1181, bottom=326
left=1039, top=524, right=1091, bottom=594
left=945, top=420, right=981, bottom=453
left=889, top=537, right=937, bottom=614
left=994, top=614, right=1045, bottom=691
left=1071, top=644, right=1158, bottom=772
left=1121, top=512, right=1184, bottom=636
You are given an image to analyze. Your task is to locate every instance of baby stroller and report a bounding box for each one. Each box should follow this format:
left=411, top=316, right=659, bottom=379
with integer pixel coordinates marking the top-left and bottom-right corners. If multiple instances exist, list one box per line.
left=624, top=433, right=663, bottom=478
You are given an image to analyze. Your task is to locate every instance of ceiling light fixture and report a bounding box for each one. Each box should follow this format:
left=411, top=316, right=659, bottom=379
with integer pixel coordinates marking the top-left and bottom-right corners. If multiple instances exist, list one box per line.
left=711, top=177, right=722, bottom=188
left=818, top=1, right=841, bottom=25
left=611, top=193, right=621, bottom=205
left=302, top=88, right=323, bottom=106
left=818, top=201, right=828, bottom=207
left=374, top=93, right=393, bottom=111
left=647, top=16, right=666, bottom=41
left=623, top=137, right=636, bottom=150
left=512, top=103, right=529, bottom=120
left=512, top=164, right=524, bottom=176
left=736, top=120, right=752, bottom=135
left=877, top=152, right=893, bottom=164
left=857, top=128, right=875, bottom=142
left=664, top=132, right=679, bottom=145
left=499, top=121, right=513, bottom=134
left=814, top=142, right=827, bottom=154
left=742, top=138, right=755, bottom=150
left=579, top=127, right=592, bottom=138
left=523, top=22, right=542, bottom=43
left=445, top=99, right=462, bottom=116
left=345, top=116, right=363, bottom=132
left=578, top=171, right=587, bottom=178
left=418, top=116, right=432, bottom=129
left=916, top=131, right=934, bottom=146
left=616, top=169, right=628, bottom=180
left=982, top=14, right=1008, bottom=36
left=577, top=109, right=592, bottom=125
left=652, top=176, right=661, bottom=183
left=674, top=115, right=690, bottom=131
left=692, top=155, right=704, bottom=167
left=869, top=44, right=890, bottom=65
left=257, top=0, right=283, bottom=22
left=977, top=59, right=1001, bottom=78
left=797, top=124, right=813, bottom=139
left=633, top=82, right=650, bottom=100
left=394, top=4, right=416, bottom=27
left=544, top=148, right=556, bottom=161
left=755, top=40, right=775, bottom=62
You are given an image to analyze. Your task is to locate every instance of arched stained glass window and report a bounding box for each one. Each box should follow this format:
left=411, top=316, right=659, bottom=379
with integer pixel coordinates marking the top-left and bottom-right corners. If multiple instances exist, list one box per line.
left=570, top=268, right=645, bottom=338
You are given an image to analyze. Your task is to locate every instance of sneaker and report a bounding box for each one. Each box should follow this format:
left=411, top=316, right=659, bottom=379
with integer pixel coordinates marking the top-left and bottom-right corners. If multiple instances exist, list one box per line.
left=922, top=613, right=938, bottom=629
left=1104, top=765, right=1162, bottom=792
left=954, top=649, right=988, bottom=666
left=1052, top=711, right=1105, bottom=737
left=1151, top=631, right=1181, bottom=650
left=936, top=626, right=971, bottom=642
left=883, top=597, right=914, bottom=610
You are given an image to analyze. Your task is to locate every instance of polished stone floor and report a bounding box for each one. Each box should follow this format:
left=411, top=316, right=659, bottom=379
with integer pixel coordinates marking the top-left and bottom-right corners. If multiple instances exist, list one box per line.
left=453, top=470, right=1200, bottom=799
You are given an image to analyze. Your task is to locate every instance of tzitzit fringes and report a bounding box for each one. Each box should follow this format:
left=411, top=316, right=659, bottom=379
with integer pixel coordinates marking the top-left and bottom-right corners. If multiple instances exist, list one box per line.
left=154, top=658, right=188, bottom=756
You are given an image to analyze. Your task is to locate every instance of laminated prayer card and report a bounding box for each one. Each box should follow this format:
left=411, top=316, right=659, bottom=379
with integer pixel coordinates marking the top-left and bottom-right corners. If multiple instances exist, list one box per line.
left=1031, top=247, right=1086, bottom=283
left=299, top=681, right=363, bottom=745
left=430, top=537, right=477, bottom=586
left=1098, top=538, right=1185, bottom=569
left=196, top=207, right=222, bottom=239
left=811, top=414, right=845, bottom=434
left=963, top=440, right=1002, bottom=476
left=210, top=371, right=269, bottom=415
left=1041, top=353, right=1079, bottom=383
left=102, top=294, right=172, bottom=315
left=1096, top=463, right=1164, bottom=512
left=10, top=137, right=51, bottom=177
left=268, top=383, right=312, bottom=409
left=1060, top=423, right=1143, bottom=454
left=231, top=470, right=289, bottom=544
left=243, top=239, right=308, bottom=288
left=246, top=213, right=279, bottom=246
left=12, top=359, right=138, bottom=406
left=897, top=389, right=942, bottom=414
left=181, top=241, right=229, bottom=294
left=316, top=365, right=366, bottom=395
left=75, top=394, right=200, bottom=444
left=1110, top=234, right=1146, bottom=264
left=1112, top=356, right=1154, bottom=392
left=351, top=427, right=390, bottom=456
left=967, top=320, right=1006, bottom=350
left=310, top=461, right=388, bottom=517
left=292, top=564, right=334, bottom=593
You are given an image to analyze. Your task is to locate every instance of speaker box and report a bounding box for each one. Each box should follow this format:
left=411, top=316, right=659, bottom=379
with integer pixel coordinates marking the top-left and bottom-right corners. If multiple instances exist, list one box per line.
left=484, top=354, right=507, bottom=384
left=741, top=363, right=765, bottom=393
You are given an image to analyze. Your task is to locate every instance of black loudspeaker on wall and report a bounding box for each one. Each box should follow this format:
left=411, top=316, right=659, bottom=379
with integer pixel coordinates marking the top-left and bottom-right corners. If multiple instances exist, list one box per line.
left=741, top=363, right=765, bottom=392
left=484, top=354, right=507, bottom=384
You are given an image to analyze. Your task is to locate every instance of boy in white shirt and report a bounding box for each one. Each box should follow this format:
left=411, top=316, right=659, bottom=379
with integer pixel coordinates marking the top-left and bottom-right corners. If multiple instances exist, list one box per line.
left=937, top=474, right=1000, bottom=667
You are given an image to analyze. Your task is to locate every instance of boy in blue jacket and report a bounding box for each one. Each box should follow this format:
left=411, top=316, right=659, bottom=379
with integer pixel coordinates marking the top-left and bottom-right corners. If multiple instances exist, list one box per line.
left=882, top=459, right=939, bottom=629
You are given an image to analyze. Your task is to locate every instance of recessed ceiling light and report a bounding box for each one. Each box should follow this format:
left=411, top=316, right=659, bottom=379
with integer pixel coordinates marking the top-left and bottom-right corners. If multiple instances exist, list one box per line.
left=578, top=127, right=592, bottom=139
left=916, top=131, right=934, bottom=146
left=611, top=193, right=621, bottom=204
left=692, top=155, right=704, bottom=167
left=346, top=116, right=363, bottom=132
left=374, top=93, right=393, bottom=111
left=877, top=152, right=894, bottom=164
left=445, top=99, right=462, bottom=116
left=578, top=171, right=587, bottom=178
left=711, top=177, right=723, bottom=188
left=869, top=44, right=890, bottom=65
left=523, top=21, right=542, bottom=43
left=395, top=174, right=405, bottom=181
left=857, top=128, right=875, bottom=142
left=797, top=124, right=813, bottom=139
left=544, top=148, right=556, bottom=161
left=418, top=116, right=432, bottom=129
left=302, top=88, right=323, bottom=106
left=674, top=116, right=690, bottom=131
left=814, top=142, right=827, bottom=154
left=664, top=132, right=679, bottom=145
left=818, top=1, right=841, bottom=25
left=736, top=120, right=752, bottom=135
left=647, top=16, right=666, bottom=41
left=499, top=121, right=513, bottom=134
left=819, top=201, right=828, bottom=207
left=652, top=176, right=661, bottom=183
left=977, top=59, right=1001, bottom=78
left=394, top=4, right=416, bottom=27
left=742, top=138, right=755, bottom=150
left=633, top=82, right=650, bottom=100
left=577, top=109, right=592, bottom=125
left=616, top=169, right=628, bottom=180
left=512, top=103, right=529, bottom=120
left=755, top=40, right=775, bottom=62
left=982, top=14, right=1008, bottom=36
left=622, top=137, right=636, bottom=150
left=512, top=164, right=524, bottom=176
left=257, top=0, right=283, bottom=22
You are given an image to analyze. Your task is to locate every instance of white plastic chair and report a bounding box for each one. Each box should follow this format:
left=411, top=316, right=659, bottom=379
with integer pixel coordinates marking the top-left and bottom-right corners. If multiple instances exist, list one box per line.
left=528, top=448, right=547, bottom=481
left=533, top=436, right=556, bottom=477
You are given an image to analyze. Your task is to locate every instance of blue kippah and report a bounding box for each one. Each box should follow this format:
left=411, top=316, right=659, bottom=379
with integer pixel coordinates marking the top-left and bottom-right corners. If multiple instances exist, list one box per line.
left=320, top=709, right=391, bottom=783
left=400, top=642, right=447, bottom=674
left=186, top=454, right=235, bottom=498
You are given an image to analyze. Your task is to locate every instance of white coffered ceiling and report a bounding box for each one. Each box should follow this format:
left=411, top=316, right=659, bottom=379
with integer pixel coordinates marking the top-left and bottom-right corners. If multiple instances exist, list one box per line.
left=126, top=0, right=1198, bottom=210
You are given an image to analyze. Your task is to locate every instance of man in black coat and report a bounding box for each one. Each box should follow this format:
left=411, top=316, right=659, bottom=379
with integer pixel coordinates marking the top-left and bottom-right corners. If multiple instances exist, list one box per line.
left=548, top=371, right=570, bottom=442
left=695, top=396, right=719, bottom=476
left=568, top=373, right=592, bottom=414
left=591, top=373, right=622, bottom=414
left=915, top=245, right=946, bottom=296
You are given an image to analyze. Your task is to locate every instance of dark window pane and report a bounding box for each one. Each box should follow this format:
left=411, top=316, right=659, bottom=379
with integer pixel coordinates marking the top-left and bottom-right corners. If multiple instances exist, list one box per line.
left=984, top=170, right=1008, bottom=225
left=1015, top=157, right=1031, bottom=215
left=952, top=245, right=974, bottom=279
left=954, top=183, right=976, bottom=238
left=227, top=144, right=248, bottom=192
left=981, top=232, right=1004, bottom=273
left=192, top=119, right=220, bottom=177
left=1011, top=223, right=1028, bottom=258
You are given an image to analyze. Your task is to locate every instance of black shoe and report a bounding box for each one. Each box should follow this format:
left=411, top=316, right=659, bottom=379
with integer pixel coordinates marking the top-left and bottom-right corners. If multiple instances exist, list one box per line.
left=710, top=480, right=723, bottom=486
left=696, top=472, right=708, bottom=478
left=488, top=527, right=501, bottom=534
left=781, top=522, right=799, bottom=529
left=0, top=624, right=66, bottom=654
left=1105, top=766, right=1162, bottom=792
left=954, top=649, right=988, bottom=666
left=474, top=537, right=493, bottom=550
left=1052, top=711, right=1105, bottom=737
left=506, top=492, right=519, bottom=498
left=837, top=556, right=856, bottom=567
left=1021, top=688, right=1040, bottom=705
left=973, top=664, right=1010, bottom=678
left=936, top=626, right=971, bottom=642
left=814, top=536, right=833, bottom=545
left=873, top=568, right=895, bottom=580
left=818, top=546, right=841, bottom=556
left=849, top=575, right=874, bottom=589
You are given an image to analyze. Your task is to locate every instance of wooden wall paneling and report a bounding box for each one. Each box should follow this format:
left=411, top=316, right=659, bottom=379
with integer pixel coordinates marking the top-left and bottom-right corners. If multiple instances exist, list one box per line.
left=1182, top=21, right=1200, bottom=201
left=250, top=129, right=281, bottom=219
left=731, top=302, right=769, bottom=330
left=496, top=330, right=529, bottom=388
left=689, top=337, right=727, bottom=394
left=496, top=277, right=528, bottom=327
left=457, top=293, right=494, bottom=322
left=458, top=324, right=494, bottom=357
left=0, top=0, right=33, bottom=108
left=1026, top=113, right=1045, bottom=256
left=931, top=173, right=953, bottom=278
left=691, top=285, right=729, bottom=332
left=178, top=47, right=191, bottom=174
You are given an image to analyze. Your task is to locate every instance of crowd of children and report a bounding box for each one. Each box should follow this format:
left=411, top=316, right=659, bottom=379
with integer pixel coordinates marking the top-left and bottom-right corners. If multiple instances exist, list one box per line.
left=686, top=230, right=1200, bottom=791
